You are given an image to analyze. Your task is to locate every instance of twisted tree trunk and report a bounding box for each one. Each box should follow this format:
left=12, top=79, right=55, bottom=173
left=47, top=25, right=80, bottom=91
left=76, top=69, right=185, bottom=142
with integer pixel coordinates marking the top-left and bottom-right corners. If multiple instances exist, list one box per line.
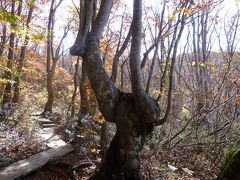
left=71, top=1, right=159, bottom=177
left=89, top=92, right=155, bottom=179
left=70, top=0, right=190, bottom=178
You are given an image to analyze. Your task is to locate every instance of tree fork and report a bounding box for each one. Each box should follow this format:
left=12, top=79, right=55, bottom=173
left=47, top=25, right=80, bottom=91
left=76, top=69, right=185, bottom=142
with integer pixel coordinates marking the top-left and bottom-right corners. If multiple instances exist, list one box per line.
left=70, top=0, right=161, bottom=179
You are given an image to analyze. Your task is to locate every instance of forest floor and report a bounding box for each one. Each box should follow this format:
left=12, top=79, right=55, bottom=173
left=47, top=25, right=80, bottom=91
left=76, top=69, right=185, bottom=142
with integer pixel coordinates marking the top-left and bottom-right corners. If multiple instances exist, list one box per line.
left=0, top=110, right=221, bottom=180
left=24, top=113, right=103, bottom=180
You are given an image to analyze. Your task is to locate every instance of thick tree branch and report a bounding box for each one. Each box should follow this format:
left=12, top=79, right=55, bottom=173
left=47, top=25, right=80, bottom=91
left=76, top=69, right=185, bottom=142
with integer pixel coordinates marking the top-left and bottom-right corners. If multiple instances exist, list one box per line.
left=91, top=0, right=112, bottom=40
left=71, top=0, right=118, bottom=122
left=70, top=0, right=93, bottom=56
left=129, top=0, right=160, bottom=124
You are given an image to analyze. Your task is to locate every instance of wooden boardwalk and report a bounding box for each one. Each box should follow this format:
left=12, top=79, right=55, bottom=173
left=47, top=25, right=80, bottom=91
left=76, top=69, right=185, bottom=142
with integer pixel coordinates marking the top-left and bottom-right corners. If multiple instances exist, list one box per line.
left=0, top=115, right=74, bottom=180
left=0, top=144, right=74, bottom=180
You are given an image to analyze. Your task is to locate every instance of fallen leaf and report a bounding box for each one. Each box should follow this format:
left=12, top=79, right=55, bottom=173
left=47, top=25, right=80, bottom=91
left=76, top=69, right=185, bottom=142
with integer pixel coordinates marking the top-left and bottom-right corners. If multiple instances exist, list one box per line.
left=168, top=164, right=178, bottom=171
left=182, top=167, right=194, bottom=176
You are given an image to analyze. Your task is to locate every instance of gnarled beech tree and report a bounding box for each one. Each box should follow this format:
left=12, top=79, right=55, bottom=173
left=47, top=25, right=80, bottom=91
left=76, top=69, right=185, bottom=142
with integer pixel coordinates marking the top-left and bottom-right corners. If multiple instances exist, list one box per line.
left=70, top=0, right=189, bottom=179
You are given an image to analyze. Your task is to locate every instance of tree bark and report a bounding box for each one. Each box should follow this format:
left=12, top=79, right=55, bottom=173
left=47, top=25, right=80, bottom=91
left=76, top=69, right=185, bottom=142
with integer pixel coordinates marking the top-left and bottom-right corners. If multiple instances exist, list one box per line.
left=43, top=0, right=67, bottom=115
left=12, top=0, right=35, bottom=104
left=43, top=0, right=56, bottom=115
left=69, top=57, right=80, bottom=118
left=0, top=25, right=6, bottom=56
left=100, top=121, right=111, bottom=157
left=0, top=1, right=8, bottom=56
left=89, top=92, right=154, bottom=180
left=111, top=23, right=132, bottom=83
left=70, top=0, right=190, bottom=178
left=2, top=0, right=17, bottom=110
left=43, top=59, right=57, bottom=114
left=79, top=63, right=90, bottom=115
left=70, top=0, right=159, bottom=179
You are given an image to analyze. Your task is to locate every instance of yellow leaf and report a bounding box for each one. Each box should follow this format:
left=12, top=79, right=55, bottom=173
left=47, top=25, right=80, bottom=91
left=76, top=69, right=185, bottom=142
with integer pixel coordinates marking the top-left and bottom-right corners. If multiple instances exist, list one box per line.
left=200, top=63, right=205, bottom=67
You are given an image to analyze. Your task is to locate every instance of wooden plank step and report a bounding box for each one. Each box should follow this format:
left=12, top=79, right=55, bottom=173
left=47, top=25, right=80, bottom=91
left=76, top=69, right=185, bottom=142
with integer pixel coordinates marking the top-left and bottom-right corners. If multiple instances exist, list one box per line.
left=38, top=120, right=54, bottom=124
left=40, top=128, right=54, bottom=134
left=41, top=124, right=56, bottom=128
left=0, top=144, right=74, bottom=180
left=46, top=135, right=67, bottom=148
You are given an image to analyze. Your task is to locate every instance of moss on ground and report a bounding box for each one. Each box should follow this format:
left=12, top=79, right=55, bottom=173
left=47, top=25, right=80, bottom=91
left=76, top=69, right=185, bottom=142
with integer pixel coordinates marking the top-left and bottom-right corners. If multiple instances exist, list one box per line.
left=218, top=149, right=240, bottom=180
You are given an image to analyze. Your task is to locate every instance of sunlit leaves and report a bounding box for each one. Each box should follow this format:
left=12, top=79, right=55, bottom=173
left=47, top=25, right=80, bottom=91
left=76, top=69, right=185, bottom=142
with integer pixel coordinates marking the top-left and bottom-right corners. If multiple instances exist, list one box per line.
left=54, top=67, right=73, bottom=95
left=29, top=30, right=45, bottom=44
left=0, top=78, right=14, bottom=86
left=26, top=0, right=37, bottom=8
left=0, top=8, right=19, bottom=24
left=16, top=24, right=46, bottom=44
left=199, top=63, right=205, bottom=67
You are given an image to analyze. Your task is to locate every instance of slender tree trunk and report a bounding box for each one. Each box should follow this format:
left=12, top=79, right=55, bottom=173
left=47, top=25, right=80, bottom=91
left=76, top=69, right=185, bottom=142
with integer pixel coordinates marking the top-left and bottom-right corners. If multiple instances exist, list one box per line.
left=43, top=59, right=57, bottom=114
left=12, top=1, right=35, bottom=104
left=43, top=0, right=66, bottom=115
left=0, top=25, right=6, bottom=56
left=146, top=46, right=158, bottom=94
left=43, top=0, right=55, bottom=115
left=111, top=24, right=132, bottom=83
left=70, top=56, right=80, bottom=118
left=2, top=0, right=16, bottom=110
left=100, top=121, right=111, bottom=157
left=194, top=10, right=209, bottom=114
left=79, top=63, right=90, bottom=115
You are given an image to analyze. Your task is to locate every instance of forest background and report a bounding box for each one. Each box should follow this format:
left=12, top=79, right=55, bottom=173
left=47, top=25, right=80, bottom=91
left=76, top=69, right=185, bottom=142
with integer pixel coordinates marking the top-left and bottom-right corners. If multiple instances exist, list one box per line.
left=1, top=0, right=240, bottom=179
